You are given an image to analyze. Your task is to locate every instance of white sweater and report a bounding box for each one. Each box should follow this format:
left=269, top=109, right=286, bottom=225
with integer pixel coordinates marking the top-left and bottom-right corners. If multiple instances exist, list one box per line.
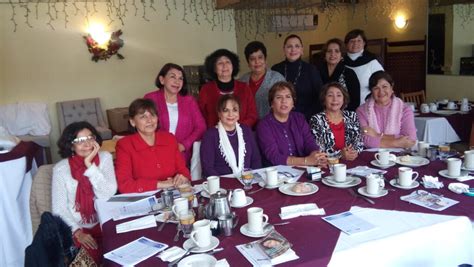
left=52, top=151, right=117, bottom=232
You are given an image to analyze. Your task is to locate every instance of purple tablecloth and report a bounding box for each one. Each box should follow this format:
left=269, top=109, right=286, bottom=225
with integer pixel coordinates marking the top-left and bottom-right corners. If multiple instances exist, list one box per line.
left=102, top=152, right=474, bottom=267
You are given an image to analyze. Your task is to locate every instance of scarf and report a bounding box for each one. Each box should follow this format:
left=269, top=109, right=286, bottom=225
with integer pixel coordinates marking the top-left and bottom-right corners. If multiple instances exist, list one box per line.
left=68, top=154, right=100, bottom=224
left=365, top=97, right=404, bottom=135
left=217, top=121, right=246, bottom=176
left=344, top=50, right=379, bottom=67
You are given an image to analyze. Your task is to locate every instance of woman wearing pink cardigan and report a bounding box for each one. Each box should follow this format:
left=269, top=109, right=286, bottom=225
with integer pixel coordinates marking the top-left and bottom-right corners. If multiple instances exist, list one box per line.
left=144, top=63, right=206, bottom=164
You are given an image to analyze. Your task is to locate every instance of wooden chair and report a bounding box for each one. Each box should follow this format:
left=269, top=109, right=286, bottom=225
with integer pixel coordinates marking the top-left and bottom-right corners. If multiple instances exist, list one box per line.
left=400, top=90, right=426, bottom=107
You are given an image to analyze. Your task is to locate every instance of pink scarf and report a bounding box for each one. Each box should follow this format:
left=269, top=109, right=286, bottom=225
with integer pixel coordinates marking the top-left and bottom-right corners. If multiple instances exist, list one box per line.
left=366, top=97, right=404, bottom=135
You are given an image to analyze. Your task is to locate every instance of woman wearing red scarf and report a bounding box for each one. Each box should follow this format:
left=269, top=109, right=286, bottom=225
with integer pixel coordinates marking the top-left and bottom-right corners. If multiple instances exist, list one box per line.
left=52, top=121, right=117, bottom=264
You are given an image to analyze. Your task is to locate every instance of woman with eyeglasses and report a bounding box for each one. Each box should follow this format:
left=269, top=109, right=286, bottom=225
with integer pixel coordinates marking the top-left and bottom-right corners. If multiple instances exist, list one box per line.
left=115, top=98, right=190, bottom=193
left=52, top=121, right=117, bottom=265
left=272, top=34, right=323, bottom=120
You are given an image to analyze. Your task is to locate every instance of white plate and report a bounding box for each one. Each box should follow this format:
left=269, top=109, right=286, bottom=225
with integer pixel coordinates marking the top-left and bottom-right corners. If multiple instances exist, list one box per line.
left=240, top=223, right=274, bottom=238
left=183, top=236, right=219, bottom=253
left=438, top=169, right=469, bottom=179
left=322, top=176, right=361, bottom=188
left=357, top=186, right=388, bottom=198
left=461, top=164, right=474, bottom=171
left=230, top=196, right=254, bottom=208
left=200, top=189, right=227, bottom=198
left=178, top=254, right=217, bottom=267
left=395, top=156, right=430, bottom=167
left=389, top=179, right=419, bottom=190
left=278, top=182, right=319, bottom=196
left=370, top=160, right=396, bottom=169
left=431, top=110, right=457, bottom=116
left=258, top=179, right=284, bottom=189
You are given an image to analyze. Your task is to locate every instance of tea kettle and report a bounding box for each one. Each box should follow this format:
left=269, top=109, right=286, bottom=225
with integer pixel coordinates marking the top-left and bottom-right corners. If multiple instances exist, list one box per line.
left=205, top=191, right=232, bottom=220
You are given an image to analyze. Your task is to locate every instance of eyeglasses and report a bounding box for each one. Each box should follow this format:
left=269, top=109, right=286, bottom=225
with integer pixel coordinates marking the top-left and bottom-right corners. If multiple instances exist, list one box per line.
left=71, top=135, right=96, bottom=145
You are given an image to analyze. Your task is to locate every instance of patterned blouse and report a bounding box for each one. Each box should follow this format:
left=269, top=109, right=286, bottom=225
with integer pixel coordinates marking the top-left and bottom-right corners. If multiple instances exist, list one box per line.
left=309, top=110, right=364, bottom=157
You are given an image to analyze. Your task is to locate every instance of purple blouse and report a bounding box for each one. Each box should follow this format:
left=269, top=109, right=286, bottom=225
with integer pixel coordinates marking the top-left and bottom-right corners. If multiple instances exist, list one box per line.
left=256, top=111, right=319, bottom=165
left=200, top=125, right=261, bottom=178
left=357, top=100, right=417, bottom=148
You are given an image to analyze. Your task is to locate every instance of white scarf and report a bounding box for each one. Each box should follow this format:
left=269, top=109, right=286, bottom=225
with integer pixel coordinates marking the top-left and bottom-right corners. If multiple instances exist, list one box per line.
left=217, top=121, right=246, bottom=177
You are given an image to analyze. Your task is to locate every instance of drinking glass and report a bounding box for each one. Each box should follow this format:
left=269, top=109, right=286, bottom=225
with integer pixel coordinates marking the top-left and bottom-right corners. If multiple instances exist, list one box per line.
left=438, top=143, right=450, bottom=159
left=327, top=152, right=340, bottom=173
left=178, top=210, right=195, bottom=238
left=241, top=168, right=254, bottom=190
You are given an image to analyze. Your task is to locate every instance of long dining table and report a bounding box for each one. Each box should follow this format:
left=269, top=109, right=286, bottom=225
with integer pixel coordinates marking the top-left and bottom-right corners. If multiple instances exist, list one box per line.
left=101, top=151, right=474, bottom=267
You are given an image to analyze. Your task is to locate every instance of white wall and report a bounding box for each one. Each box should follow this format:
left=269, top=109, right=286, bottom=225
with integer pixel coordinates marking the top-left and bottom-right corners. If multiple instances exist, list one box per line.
left=426, top=75, right=474, bottom=101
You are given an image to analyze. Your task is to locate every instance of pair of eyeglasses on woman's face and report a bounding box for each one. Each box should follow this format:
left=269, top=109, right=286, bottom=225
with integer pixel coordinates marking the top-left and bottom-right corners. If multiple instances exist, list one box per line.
left=71, top=135, right=96, bottom=145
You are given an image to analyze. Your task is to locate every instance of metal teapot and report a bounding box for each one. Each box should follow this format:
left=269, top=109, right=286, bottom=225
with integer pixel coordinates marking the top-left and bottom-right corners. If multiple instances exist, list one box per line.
left=204, top=190, right=231, bottom=220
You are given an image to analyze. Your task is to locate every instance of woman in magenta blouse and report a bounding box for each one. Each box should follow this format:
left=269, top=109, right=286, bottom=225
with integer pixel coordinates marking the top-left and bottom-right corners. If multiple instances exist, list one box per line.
left=144, top=63, right=206, bottom=164
left=356, top=71, right=417, bottom=148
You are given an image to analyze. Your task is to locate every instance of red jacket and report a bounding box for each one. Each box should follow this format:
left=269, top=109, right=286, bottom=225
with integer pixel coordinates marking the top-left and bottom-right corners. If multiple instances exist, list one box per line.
left=198, top=80, right=257, bottom=128
left=115, top=131, right=190, bottom=193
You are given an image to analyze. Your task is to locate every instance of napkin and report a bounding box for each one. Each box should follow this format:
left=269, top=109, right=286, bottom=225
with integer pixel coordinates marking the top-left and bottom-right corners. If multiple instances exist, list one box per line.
left=421, top=175, right=444, bottom=189
left=157, top=246, right=186, bottom=262
left=279, top=203, right=325, bottom=220
left=116, top=215, right=157, bottom=233
left=448, top=183, right=469, bottom=194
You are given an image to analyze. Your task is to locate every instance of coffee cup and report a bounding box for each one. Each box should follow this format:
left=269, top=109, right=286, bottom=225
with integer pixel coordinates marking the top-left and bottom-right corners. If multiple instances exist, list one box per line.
left=231, top=189, right=247, bottom=207
left=202, top=176, right=220, bottom=195
left=461, top=103, right=471, bottom=112
left=190, top=220, right=212, bottom=248
left=429, top=103, right=438, bottom=112
left=333, top=163, right=347, bottom=183
left=420, top=103, right=430, bottom=113
left=418, top=141, right=430, bottom=157
left=447, top=158, right=462, bottom=177
left=172, top=197, right=189, bottom=217
left=461, top=98, right=469, bottom=105
left=265, top=167, right=278, bottom=186
left=398, top=167, right=419, bottom=187
left=375, top=149, right=396, bottom=165
left=366, top=174, right=384, bottom=195
left=247, top=207, right=268, bottom=234
left=447, top=101, right=457, bottom=110
left=464, top=150, right=474, bottom=169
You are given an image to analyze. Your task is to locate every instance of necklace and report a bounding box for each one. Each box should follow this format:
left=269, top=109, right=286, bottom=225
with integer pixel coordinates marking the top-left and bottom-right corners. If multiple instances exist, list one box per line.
left=226, top=129, right=237, bottom=136
left=284, top=61, right=303, bottom=86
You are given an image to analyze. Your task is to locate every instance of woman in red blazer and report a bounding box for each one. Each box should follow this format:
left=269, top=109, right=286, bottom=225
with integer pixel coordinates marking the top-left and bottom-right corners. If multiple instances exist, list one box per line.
left=115, top=98, right=190, bottom=193
left=144, top=63, right=206, bottom=164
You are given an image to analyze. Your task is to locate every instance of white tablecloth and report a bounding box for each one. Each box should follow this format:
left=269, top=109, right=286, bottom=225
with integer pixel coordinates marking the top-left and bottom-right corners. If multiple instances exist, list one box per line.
left=329, top=207, right=474, bottom=267
left=414, top=117, right=460, bottom=145
left=0, top=157, right=37, bottom=267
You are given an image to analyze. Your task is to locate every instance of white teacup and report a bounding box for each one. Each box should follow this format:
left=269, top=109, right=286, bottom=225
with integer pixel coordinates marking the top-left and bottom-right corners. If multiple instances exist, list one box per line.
left=418, top=141, right=430, bottom=157
left=447, top=158, right=462, bottom=177
left=420, top=103, right=430, bottom=113
left=366, top=174, right=385, bottom=195
left=429, top=103, right=438, bottom=112
left=172, top=197, right=189, bottom=217
left=461, top=98, right=469, bottom=105
left=375, top=149, right=397, bottom=165
left=464, top=150, right=474, bottom=169
left=190, top=220, right=212, bottom=248
left=247, top=207, right=268, bottom=234
left=398, top=167, right=419, bottom=187
left=447, top=101, right=458, bottom=110
left=333, top=163, right=347, bottom=183
left=231, top=189, right=247, bottom=207
left=461, top=103, right=471, bottom=112
left=202, top=176, right=220, bottom=195
left=265, top=167, right=278, bottom=186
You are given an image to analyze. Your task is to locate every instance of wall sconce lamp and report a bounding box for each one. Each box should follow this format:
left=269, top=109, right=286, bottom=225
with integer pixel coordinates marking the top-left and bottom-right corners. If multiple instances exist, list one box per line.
left=394, top=14, right=408, bottom=30
left=84, top=23, right=124, bottom=62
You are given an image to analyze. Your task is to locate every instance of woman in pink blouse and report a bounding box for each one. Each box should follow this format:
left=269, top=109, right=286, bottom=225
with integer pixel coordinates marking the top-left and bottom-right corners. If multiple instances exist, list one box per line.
left=144, top=63, right=206, bottom=164
left=356, top=71, right=417, bottom=148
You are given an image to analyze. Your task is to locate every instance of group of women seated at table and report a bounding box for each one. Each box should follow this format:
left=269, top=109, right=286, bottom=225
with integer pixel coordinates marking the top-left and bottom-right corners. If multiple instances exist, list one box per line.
left=50, top=28, right=417, bottom=264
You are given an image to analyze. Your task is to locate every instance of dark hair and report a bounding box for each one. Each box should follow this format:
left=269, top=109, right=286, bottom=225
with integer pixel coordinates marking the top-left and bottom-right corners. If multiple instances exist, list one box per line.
left=322, top=38, right=346, bottom=59
left=204, top=49, right=240, bottom=80
left=57, top=121, right=103, bottom=158
left=320, top=82, right=350, bottom=110
left=344, top=29, right=368, bottom=48
left=154, top=63, right=188, bottom=96
left=128, top=98, right=158, bottom=118
left=369, top=71, right=395, bottom=91
left=217, top=94, right=241, bottom=113
left=268, top=81, right=297, bottom=106
left=283, top=34, right=303, bottom=47
left=244, top=41, right=267, bottom=63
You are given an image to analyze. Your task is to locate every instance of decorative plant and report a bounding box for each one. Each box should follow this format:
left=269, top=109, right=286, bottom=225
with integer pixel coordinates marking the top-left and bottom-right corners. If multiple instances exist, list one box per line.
left=84, top=30, right=124, bottom=62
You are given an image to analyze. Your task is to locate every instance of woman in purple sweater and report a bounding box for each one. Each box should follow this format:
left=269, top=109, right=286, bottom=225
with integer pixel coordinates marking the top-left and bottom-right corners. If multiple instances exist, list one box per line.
left=256, top=81, right=327, bottom=167
left=200, top=94, right=261, bottom=178
left=144, top=63, right=206, bottom=164
left=356, top=71, right=417, bottom=148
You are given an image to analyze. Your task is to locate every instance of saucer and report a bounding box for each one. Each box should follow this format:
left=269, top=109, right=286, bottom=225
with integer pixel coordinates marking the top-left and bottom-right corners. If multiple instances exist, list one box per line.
left=323, top=176, right=355, bottom=185
left=278, top=182, right=318, bottom=196
left=370, top=160, right=396, bottom=169
left=395, top=156, right=430, bottom=167
left=438, top=169, right=469, bottom=179
left=389, top=179, right=419, bottom=189
left=461, top=164, right=474, bottom=171
left=178, top=254, right=217, bottom=267
left=357, top=186, right=388, bottom=198
left=183, top=236, right=219, bottom=253
left=258, top=179, right=284, bottom=189
left=200, top=188, right=227, bottom=198
left=322, top=176, right=361, bottom=188
left=230, top=196, right=254, bottom=208
left=240, top=223, right=274, bottom=238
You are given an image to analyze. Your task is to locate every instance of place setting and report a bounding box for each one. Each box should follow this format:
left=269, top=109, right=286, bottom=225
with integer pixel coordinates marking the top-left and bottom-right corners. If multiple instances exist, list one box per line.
left=229, top=188, right=253, bottom=208
left=357, top=174, right=388, bottom=198
left=322, top=163, right=361, bottom=188
left=240, top=207, right=275, bottom=238
left=389, top=167, right=420, bottom=190
left=278, top=182, right=319, bottom=196
left=200, top=176, right=228, bottom=198
left=258, top=167, right=285, bottom=189
left=461, top=150, right=474, bottom=171
left=438, top=158, right=469, bottom=179
left=370, top=149, right=397, bottom=169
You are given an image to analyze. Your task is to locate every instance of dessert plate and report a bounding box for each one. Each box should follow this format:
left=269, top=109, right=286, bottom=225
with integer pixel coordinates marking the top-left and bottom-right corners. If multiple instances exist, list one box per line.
left=278, top=182, right=318, bottom=196
left=395, top=156, right=430, bottom=167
